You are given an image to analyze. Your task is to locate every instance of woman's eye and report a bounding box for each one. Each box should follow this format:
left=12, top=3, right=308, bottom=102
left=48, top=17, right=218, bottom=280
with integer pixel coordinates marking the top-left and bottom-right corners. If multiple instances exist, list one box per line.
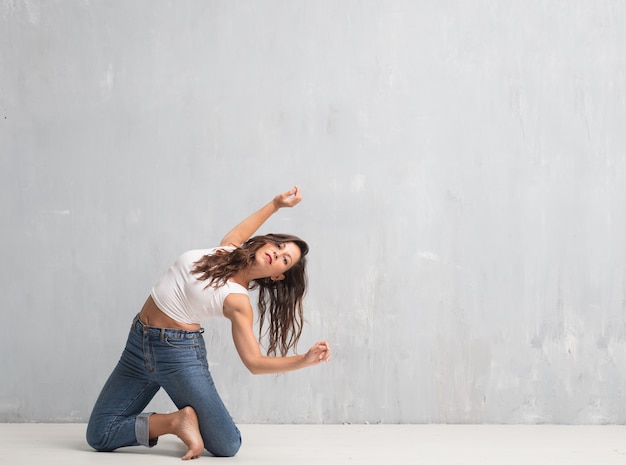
left=283, top=257, right=288, bottom=265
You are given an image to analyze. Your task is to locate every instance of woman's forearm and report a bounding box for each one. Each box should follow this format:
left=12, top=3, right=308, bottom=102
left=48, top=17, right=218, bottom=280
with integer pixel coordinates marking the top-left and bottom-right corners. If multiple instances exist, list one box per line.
left=220, top=200, right=279, bottom=247
left=244, top=353, right=308, bottom=375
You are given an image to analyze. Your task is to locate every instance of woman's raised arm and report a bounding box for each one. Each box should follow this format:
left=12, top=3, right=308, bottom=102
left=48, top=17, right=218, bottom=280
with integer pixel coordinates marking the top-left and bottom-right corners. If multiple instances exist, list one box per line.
left=220, top=186, right=302, bottom=247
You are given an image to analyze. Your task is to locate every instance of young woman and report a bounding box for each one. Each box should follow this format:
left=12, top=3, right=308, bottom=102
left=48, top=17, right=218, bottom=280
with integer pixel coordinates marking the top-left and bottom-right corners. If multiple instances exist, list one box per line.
left=86, top=186, right=331, bottom=460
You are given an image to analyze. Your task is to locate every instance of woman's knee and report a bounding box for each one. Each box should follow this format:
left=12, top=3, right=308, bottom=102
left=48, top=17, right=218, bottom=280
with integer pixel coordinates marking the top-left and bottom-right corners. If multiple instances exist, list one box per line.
left=86, top=425, right=113, bottom=452
left=86, top=415, right=118, bottom=452
left=206, top=433, right=242, bottom=457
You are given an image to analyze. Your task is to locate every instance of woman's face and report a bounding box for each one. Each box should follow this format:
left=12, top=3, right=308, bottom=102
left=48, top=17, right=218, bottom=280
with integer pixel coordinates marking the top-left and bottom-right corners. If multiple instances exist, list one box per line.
left=257, top=241, right=302, bottom=280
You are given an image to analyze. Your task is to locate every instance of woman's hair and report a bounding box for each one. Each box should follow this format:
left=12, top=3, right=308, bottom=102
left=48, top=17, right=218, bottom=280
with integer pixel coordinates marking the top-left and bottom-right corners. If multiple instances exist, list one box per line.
left=191, top=233, right=309, bottom=357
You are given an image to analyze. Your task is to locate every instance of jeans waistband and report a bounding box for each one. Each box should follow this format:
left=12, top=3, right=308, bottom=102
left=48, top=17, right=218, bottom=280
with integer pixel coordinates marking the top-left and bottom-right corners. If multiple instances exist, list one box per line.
left=132, top=314, right=205, bottom=338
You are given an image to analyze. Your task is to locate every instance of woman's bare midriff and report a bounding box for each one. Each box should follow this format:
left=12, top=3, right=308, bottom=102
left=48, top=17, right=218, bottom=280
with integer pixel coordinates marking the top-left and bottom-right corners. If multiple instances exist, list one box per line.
left=139, top=296, right=202, bottom=331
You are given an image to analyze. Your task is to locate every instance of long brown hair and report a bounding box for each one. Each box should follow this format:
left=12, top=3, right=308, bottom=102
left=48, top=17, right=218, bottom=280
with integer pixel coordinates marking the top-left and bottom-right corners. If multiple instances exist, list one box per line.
left=191, top=233, right=309, bottom=356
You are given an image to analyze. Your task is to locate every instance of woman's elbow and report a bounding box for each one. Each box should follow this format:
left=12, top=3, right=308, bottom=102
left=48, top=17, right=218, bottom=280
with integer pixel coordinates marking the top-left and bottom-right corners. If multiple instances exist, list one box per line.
left=241, top=357, right=267, bottom=375
left=244, top=362, right=264, bottom=375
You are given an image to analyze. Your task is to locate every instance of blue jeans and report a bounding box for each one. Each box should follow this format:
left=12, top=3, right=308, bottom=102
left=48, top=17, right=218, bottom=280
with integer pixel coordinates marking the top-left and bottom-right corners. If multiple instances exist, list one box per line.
left=86, top=314, right=241, bottom=457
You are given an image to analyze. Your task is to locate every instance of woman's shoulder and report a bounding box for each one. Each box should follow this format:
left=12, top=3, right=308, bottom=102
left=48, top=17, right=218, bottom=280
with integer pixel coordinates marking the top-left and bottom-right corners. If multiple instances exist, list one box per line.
left=178, top=245, right=235, bottom=261
left=223, top=280, right=249, bottom=294
left=222, top=291, right=252, bottom=321
left=186, top=245, right=235, bottom=255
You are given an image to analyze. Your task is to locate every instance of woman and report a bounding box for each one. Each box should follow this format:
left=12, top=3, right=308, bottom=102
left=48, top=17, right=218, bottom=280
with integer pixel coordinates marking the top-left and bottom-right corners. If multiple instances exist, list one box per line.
left=86, top=186, right=331, bottom=460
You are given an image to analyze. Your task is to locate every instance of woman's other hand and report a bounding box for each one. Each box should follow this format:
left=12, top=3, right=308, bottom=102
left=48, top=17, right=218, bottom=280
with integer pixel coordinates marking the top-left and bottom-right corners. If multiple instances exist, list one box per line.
left=273, top=185, right=302, bottom=209
left=304, top=341, right=331, bottom=366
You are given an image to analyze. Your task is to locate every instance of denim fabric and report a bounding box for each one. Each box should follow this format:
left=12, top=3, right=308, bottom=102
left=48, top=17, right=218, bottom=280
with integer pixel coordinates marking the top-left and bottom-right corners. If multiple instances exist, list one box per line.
left=86, top=315, right=241, bottom=457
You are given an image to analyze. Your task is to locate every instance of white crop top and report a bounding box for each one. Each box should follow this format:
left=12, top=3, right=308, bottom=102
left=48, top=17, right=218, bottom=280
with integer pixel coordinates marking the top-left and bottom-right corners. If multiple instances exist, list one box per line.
left=150, top=247, right=249, bottom=324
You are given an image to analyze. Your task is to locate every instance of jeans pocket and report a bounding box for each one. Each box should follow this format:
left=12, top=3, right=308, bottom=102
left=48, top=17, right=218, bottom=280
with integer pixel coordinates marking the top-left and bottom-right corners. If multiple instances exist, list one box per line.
left=163, top=336, right=197, bottom=349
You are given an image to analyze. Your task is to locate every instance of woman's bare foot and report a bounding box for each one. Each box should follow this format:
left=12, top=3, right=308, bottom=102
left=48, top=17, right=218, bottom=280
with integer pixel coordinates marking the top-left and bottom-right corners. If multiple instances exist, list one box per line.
left=149, top=407, right=204, bottom=460
left=175, top=407, right=204, bottom=460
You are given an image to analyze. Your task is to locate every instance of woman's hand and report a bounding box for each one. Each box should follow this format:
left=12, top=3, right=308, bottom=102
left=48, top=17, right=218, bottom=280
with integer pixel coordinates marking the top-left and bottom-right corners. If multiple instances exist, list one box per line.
left=272, top=185, right=302, bottom=209
left=304, top=341, right=331, bottom=366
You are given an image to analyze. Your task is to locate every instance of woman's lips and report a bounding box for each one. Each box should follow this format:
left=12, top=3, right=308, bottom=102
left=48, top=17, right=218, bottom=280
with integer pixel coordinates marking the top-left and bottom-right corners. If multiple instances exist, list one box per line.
left=265, top=253, right=272, bottom=264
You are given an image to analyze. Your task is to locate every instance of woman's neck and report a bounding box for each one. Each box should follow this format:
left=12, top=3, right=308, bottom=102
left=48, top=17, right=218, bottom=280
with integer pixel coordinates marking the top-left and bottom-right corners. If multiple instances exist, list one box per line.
left=230, top=269, right=252, bottom=288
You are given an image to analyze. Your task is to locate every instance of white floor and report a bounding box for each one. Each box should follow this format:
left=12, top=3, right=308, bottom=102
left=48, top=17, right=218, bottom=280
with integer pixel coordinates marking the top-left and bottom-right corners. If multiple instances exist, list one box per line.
left=2, top=423, right=626, bottom=464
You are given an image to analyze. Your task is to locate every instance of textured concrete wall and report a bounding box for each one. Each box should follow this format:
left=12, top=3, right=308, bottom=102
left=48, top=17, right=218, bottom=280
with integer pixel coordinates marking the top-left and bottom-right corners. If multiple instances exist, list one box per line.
left=1, top=0, right=625, bottom=424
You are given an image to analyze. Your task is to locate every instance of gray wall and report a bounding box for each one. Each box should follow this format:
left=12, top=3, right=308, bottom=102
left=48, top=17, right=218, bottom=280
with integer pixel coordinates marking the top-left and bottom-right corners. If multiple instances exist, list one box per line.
left=2, top=0, right=625, bottom=424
